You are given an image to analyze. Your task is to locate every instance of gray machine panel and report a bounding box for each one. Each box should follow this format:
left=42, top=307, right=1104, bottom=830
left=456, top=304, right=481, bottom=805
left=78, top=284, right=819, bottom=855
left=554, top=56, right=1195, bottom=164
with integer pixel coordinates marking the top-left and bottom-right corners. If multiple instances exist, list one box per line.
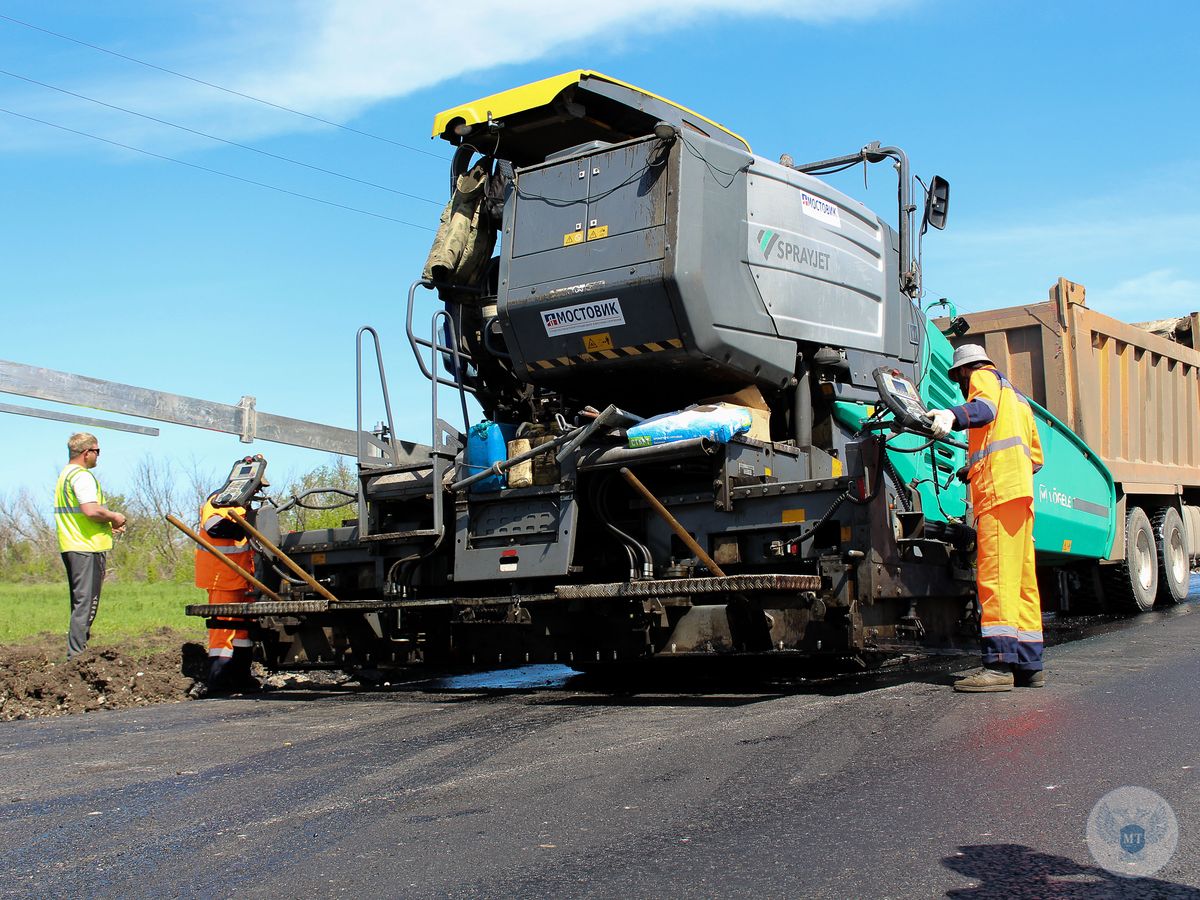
left=511, top=161, right=590, bottom=258
left=744, top=165, right=892, bottom=354
left=496, top=130, right=915, bottom=409
left=453, top=491, right=579, bottom=582
left=586, top=141, right=667, bottom=240
left=506, top=227, right=666, bottom=291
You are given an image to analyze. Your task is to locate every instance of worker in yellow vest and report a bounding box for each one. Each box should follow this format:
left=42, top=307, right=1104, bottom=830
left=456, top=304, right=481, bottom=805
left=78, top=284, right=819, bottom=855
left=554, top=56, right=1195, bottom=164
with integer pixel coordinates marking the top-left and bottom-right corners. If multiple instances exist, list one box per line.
left=194, top=493, right=258, bottom=692
left=929, top=344, right=1045, bottom=692
left=54, top=432, right=126, bottom=659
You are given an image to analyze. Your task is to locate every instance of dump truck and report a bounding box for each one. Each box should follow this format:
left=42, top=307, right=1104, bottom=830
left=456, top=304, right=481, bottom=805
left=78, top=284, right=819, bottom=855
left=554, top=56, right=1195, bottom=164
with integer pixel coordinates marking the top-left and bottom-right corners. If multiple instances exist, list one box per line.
left=185, top=71, right=1130, bottom=674
left=939, top=279, right=1200, bottom=613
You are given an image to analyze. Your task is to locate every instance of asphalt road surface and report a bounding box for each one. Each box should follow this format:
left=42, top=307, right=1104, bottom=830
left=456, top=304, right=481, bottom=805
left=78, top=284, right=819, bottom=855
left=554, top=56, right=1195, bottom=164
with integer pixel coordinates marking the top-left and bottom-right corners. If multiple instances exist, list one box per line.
left=4, top=603, right=1200, bottom=898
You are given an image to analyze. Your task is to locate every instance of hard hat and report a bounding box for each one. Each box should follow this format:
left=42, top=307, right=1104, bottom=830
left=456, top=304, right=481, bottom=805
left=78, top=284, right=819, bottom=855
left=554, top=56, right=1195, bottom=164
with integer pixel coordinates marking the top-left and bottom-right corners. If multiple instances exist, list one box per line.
left=948, top=343, right=993, bottom=373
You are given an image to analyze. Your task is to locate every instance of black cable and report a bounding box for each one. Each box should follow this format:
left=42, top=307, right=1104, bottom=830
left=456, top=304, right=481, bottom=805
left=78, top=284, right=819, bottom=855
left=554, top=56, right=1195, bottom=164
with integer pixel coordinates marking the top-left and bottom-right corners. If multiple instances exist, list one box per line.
left=677, top=131, right=745, bottom=188
left=0, top=106, right=436, bottom=231
left=785, top=490, right=851, bottom=550
left=0, top=69, right=442, bottom=206
left=0, top=13, right=449, bottom=161
left=288, top=488, right=357, bottom=511
left=884, top=435, right=936, bottom=453
left=796, top=159, right=862, bottom=176
left=882, top=453, right=912, bottom=512
left=515, top=159, right=656, bottom=206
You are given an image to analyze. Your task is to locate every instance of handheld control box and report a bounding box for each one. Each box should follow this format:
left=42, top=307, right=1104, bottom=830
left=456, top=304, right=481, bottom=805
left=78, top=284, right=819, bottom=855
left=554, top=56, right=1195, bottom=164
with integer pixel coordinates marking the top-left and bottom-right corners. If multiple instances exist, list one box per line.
left=872, top=366, right=935, bottom=433
left=212, top=455, right=268, bottom=508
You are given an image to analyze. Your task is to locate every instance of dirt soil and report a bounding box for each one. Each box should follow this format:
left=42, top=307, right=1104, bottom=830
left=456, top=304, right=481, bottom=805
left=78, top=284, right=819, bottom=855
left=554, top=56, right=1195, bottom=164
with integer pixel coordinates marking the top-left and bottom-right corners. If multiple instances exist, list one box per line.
left=0, top=628, right=207, bottom=721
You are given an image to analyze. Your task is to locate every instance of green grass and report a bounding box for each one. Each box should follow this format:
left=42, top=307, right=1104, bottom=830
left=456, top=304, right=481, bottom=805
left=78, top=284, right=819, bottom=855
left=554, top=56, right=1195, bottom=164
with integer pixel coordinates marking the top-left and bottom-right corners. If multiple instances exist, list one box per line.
left=0, top=581, right=206, bottom=644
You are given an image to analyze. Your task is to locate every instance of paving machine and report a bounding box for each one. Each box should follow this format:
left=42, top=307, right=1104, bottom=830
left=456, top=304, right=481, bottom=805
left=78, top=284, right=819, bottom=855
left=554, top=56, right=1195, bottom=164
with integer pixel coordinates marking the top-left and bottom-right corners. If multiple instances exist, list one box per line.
left=189, top=71, right=1115, bottom=673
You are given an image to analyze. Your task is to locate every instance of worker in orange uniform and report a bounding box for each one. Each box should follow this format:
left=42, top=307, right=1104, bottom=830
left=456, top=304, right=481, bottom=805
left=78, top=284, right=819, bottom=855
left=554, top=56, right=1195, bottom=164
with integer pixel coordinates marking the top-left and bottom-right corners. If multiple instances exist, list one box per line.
left=194, top=492, right=259, bottom=693
left=929, top=344, right=1045, bottom=692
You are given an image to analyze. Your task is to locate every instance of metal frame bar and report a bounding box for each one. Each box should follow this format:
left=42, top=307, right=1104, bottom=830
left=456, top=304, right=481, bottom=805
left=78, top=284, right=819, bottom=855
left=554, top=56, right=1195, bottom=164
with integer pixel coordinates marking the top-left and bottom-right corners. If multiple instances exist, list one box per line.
left=0, top=400, right=159, bottom=436
left=0, top=359, right=359, bottom=455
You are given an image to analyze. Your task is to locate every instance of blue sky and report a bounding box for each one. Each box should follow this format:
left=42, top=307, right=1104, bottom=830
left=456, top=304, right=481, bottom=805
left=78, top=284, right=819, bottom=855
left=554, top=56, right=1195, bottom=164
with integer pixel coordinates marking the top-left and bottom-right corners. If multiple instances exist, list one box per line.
left=1, top=0, right=1197, bottom=505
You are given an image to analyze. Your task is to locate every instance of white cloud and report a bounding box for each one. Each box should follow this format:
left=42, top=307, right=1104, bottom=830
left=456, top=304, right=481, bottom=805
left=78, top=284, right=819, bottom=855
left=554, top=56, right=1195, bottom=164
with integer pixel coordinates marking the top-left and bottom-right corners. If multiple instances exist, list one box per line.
left=249, top=0, right=908, bottom=112
left=0, top=0, right=913, bottom=153
left=923, top=165, right=1200, bottom=322
left=1090, top=269, right=1200, bottom=319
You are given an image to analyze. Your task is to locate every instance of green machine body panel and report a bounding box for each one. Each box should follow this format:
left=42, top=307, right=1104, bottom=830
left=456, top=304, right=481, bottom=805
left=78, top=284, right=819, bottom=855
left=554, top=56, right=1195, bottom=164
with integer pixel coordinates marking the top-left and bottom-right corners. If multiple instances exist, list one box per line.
left=1024, top=401, right=1117, bottom=562
left=836, top=314, right=1116, bottom=560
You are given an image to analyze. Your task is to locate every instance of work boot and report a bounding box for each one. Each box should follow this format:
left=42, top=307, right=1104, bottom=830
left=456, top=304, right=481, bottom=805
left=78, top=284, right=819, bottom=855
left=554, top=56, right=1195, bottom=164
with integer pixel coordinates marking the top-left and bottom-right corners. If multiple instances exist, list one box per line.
left=953, top=665, right=1014, bottom=692
left=1015, top=669, right=1046, bottom=688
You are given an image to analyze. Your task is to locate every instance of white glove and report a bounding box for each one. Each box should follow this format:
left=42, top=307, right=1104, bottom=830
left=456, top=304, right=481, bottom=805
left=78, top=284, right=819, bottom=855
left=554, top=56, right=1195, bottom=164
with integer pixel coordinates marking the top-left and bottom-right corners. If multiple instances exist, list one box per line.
left=928, top=409, right=955, bottom=439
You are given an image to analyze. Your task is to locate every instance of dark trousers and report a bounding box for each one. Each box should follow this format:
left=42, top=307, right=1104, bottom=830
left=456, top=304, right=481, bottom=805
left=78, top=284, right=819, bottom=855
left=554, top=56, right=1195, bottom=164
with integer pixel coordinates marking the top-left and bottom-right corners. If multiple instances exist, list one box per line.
left=62, top=551, right=106, bottom=659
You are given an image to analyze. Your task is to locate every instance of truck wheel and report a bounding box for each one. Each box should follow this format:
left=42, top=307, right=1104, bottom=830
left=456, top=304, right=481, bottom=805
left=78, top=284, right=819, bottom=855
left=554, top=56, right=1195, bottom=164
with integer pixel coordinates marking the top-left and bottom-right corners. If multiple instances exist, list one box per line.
left=1104, top=507, right=1158, bottom=613
left=1152, top=506, right=1190, bottom=605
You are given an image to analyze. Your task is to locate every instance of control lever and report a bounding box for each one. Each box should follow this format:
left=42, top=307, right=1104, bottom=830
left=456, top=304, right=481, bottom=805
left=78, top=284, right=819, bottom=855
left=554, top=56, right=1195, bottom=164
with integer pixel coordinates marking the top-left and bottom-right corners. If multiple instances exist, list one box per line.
left=870, top=366, right=968, bottom=450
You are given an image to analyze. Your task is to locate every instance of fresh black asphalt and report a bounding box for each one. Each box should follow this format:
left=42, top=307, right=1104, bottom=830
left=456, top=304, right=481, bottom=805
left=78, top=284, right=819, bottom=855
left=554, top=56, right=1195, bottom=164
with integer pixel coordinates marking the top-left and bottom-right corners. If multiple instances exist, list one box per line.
left=3, top=601, right=1200, bottom=898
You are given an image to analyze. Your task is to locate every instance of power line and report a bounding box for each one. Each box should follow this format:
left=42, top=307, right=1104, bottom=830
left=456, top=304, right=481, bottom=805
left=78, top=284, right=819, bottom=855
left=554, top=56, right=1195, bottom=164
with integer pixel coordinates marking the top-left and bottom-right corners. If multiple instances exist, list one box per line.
left=0, top=68, right=441, bottom=206
left=0, top=12, right=449, bottom=162
left=0, top=106, right=436, bottom=231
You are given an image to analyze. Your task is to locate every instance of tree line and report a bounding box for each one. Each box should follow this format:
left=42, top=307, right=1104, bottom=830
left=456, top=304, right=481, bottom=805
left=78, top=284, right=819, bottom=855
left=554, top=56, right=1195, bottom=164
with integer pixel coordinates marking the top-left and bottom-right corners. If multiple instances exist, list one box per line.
left=0, top=456, right=356, bottom=584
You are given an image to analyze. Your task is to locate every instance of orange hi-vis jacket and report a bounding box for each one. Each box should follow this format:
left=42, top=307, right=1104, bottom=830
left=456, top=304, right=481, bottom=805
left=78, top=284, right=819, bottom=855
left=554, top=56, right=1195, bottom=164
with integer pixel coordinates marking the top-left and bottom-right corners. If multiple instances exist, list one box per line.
left=957, top=367, right=1043, bottom=514
left=193, top=495, right=254, bottom=592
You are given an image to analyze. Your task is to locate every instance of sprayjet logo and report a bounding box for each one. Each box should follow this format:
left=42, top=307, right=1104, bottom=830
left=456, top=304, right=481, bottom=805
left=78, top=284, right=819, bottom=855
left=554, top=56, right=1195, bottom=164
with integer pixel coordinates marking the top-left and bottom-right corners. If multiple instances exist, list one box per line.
left=759, top=229, right=781, bottom=259
left=756, top=229, right=831, bottom=272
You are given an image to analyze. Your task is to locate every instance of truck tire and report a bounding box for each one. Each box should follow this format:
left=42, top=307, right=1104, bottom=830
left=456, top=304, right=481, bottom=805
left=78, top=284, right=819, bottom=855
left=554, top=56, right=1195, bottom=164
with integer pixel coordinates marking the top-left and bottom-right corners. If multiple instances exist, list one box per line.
left=1152, top=506, right=1190, bottom=605
left=1104, top=507, right=1158, bottom=613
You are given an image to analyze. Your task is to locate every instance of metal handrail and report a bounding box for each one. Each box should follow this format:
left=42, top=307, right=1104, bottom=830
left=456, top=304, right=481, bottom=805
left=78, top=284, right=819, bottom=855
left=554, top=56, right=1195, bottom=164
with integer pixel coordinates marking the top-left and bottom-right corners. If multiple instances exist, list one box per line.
left=356, top=326, right=398, bottom=467
left=430, top=309, right=472, bottom=438
left=405, top=278, right=480, bottom=394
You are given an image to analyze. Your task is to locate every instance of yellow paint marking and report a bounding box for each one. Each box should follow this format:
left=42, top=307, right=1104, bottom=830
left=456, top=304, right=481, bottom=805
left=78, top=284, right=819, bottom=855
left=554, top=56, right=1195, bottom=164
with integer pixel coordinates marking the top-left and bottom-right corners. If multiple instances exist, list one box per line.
left=667, top=338, right=684, bottom=349
left=831, top=458, right=843, bottom=477
left=645, top=342, right=664, bottom=352
left=782, top=509, right=806, bottom=524
left=622, top=346, right=643, bottom=355
left=599, top=350, right=620, bottom=360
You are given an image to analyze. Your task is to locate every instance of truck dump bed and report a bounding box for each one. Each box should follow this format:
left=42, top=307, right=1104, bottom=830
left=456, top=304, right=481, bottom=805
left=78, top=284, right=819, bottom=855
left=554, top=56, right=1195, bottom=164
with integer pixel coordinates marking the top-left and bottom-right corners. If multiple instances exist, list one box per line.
left=941, top=278, right=1200, bottom=560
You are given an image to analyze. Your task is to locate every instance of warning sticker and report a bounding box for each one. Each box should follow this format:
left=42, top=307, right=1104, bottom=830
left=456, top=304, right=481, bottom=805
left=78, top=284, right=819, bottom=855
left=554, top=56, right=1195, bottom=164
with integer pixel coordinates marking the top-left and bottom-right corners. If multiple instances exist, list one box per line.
left=563, top=231, right=584, bottom=246
left=584, top=332, right=613, bottom=352
left=587, top=225, right=609, bottom=241
left=799, top=191, right=842, bottom=228
left=542, top=298, right=625, bottom=337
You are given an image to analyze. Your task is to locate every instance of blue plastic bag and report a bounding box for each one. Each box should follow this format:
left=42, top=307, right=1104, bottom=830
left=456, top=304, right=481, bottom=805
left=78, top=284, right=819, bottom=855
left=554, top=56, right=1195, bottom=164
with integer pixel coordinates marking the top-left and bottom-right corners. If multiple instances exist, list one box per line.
left=626, top=403, right=752, bottom=448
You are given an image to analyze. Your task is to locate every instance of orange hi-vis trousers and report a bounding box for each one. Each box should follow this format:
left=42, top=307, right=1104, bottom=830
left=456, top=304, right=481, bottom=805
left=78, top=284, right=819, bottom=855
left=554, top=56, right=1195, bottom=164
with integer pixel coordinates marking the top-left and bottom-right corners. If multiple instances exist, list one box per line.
left=207, top=588, right=254, bottom=658
left=975, top=497, right=1043, bottom=672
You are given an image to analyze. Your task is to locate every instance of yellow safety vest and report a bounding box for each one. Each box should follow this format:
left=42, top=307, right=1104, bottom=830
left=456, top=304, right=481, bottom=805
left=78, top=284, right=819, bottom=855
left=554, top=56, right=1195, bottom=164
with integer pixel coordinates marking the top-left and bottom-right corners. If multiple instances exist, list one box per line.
left=964, top=368, right=1044, bottom=514
left=54, top=464, right=113, bottom=553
